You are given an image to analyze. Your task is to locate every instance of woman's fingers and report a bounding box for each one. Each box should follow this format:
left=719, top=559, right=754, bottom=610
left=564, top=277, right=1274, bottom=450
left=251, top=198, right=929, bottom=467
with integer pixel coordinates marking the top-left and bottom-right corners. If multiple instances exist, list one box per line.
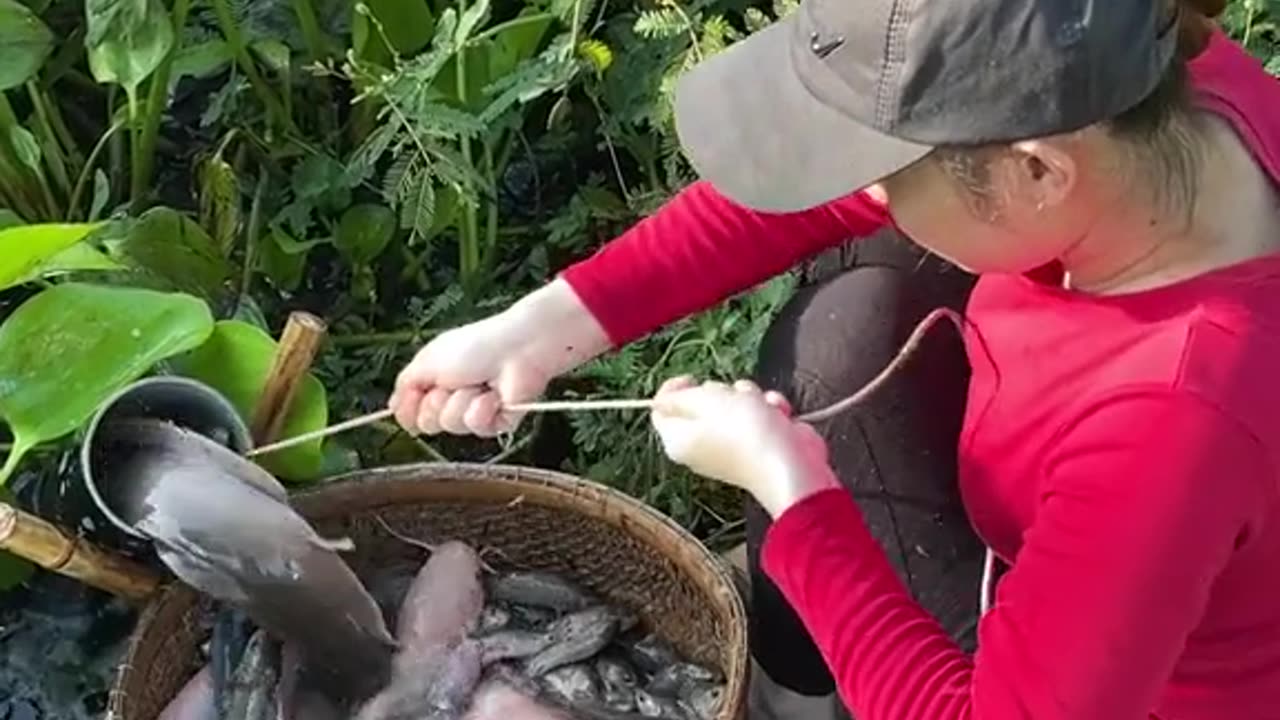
left=763, top=390, right=793, bottom=417
left=416, top=387, right=451, bottom=435
left=439, top=387, right=484, bottom=435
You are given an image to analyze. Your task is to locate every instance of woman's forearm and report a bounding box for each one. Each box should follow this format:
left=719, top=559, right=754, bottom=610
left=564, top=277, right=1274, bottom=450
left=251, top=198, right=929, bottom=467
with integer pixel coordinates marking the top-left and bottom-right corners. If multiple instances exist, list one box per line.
left=560, top=181, right=889, bottom=346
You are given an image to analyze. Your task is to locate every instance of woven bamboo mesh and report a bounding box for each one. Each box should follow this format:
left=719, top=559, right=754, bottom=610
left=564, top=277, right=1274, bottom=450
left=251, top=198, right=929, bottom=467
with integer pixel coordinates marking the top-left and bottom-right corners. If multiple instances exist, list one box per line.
left=106, top=462, right=749, bottom=720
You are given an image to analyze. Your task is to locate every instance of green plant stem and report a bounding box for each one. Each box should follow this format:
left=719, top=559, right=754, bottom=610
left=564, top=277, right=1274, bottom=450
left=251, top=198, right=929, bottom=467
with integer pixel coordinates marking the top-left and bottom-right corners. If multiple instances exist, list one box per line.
left=132, top=0, right=194, bottom=211
left=26, top=83, right=73, bottom=197
left=480, top=140, right=499, bottom=273
left=237, top=170, right=268, bottom=311
left=291, top=0, right=329, bottom=62
left=210, top=0, right=298, bottom=135
left=468, top=12, right=556, bottom=45
left=0, top=94, right=58, bottom=219
left=68, top=118, right=125, bottom=221
left=455, top=0, right=481, bottom=288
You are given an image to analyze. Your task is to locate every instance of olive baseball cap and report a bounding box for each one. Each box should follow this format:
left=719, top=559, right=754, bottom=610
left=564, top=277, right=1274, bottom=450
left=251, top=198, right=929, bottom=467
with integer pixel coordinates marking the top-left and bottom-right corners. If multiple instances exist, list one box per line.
left=673, top=0, right=1182, bottom=212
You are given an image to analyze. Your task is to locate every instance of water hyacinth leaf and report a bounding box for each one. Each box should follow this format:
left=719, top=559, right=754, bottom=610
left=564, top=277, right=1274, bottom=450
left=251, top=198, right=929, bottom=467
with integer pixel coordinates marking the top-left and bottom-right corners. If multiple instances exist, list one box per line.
left=0, top=222, right=105, bottom=291
left=84, top=0, right=175, bottom=112
left=0, top=283, right=214, bottom=484
left=171, top=319, right=329, bottom=482
left=106, top=207, right=232, bottom=300
left=29, top=243, right=125, bottom=279
left=336, top=203, right=395, bottom=265
left=0, top=0, right=54, bottom=90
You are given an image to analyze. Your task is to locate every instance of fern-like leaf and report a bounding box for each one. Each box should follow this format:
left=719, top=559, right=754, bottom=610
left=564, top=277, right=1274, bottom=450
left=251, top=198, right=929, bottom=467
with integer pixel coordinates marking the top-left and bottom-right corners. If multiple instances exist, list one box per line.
left=634, top=8, right=689, bottom=39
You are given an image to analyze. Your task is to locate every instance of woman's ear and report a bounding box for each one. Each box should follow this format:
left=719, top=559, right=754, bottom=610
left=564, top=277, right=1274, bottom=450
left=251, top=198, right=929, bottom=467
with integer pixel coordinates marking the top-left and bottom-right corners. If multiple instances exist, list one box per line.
left=1006, top=140, right=1077, bottom=211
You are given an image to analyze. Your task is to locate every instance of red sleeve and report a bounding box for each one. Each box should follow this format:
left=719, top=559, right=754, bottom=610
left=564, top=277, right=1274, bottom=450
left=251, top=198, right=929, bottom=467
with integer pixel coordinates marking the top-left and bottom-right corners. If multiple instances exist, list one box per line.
left=559, top=181, right=889, bottom=346
left=761, top=390, right=1272, bottom=720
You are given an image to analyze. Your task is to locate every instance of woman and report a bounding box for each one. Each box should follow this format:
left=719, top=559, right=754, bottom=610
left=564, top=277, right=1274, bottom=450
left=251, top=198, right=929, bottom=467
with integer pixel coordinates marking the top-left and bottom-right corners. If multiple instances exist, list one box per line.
left=389, top=0, right=1280, bottom=717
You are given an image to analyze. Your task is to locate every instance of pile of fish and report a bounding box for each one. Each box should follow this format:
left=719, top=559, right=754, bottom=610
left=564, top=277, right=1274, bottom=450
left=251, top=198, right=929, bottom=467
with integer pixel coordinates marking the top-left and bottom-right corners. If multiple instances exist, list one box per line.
left=107, top=419, right=726, bottom=720
left=160, top=541, right=726, bottom=720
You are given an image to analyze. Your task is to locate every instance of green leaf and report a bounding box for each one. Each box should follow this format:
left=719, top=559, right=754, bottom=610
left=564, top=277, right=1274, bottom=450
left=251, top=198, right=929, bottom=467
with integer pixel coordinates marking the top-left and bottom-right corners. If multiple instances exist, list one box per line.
left=105, top=207, right=232, bottom=300
left=487, top=9, right=554, bottom=79
left=336, top=202, right=395, bottom=265
left=0, top=222, right=105, bottom=291
left=0, top=283, right=214, bottom=484
left=88, top=168, right=110, bottom=221
left=0, top=210, right=21, bottom=230
left=9, top=124, right=43, bottom=175
left=85, top=0, right=175, bottom=111
left=455, top=0, right=491, bottom=45
left=0, top=0, right=54, bottom=90
left=170, top=39, right=231, bottom=84
left=30, top=243, right=125, bottom=278
left=257, top=226, right=325, bottom=291
left=354, top=0, right=433, bottom=61
left=171, top=320, right=329, bottom=482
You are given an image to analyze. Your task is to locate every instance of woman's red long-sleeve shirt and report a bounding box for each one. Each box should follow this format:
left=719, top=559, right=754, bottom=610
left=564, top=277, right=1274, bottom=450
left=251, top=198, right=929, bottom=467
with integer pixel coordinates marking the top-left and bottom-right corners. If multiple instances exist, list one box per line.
left=560, top=29, right=1280, bottom=720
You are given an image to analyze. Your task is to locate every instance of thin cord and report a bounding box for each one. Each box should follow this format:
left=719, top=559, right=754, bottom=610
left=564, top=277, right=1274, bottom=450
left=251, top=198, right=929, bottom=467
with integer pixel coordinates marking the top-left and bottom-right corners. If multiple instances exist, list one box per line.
left=245, top=308, right=969, bottom=458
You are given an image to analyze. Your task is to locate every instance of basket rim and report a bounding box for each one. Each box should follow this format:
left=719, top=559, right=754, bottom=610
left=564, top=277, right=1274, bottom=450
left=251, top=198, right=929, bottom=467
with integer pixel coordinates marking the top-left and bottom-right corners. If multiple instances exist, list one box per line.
left=109, top=461, right=749, bottom=720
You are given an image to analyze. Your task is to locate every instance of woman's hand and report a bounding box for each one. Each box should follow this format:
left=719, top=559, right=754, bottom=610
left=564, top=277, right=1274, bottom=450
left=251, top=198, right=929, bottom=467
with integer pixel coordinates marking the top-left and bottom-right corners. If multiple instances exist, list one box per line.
left=389, top=280, right=612, bottom=437
left=650, top=377, right=841, bottom=517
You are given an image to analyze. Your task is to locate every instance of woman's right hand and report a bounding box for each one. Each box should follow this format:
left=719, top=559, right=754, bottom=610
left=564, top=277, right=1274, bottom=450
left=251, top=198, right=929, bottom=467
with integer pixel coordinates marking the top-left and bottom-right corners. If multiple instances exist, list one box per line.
left=388, top=280, right=612, bottom=438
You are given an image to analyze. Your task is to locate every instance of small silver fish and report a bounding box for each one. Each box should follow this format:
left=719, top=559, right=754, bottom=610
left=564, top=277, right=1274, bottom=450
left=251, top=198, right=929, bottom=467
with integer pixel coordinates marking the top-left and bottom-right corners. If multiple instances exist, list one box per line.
left=678, top=683, right=724, bottom=720
left=634, top=690, right=689, bottom=720
left=525, top=606, right=625, bottom=676
left=479, top=628, right=557, bottom=665
left=539, top=663, right=601, bottom=705
left=223, top=630, right=279, bottom=720
left=478, top=605, right=513, bottom=634
left=646, top=663, right=718, bottom=697
left=595, top=656, right=639, bottom=689
left=624, top=635, right=679, bottom=675
left=158, top=665, right=214, bottom=720
left=508, top=604, right=557, bottom=630
left=487, top=571, right=596, bottom=612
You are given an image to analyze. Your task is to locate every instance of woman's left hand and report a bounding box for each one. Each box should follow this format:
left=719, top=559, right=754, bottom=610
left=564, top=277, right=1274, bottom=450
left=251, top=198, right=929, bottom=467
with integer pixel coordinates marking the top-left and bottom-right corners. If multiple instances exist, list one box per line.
left=650, top=377, right=841, bottom=517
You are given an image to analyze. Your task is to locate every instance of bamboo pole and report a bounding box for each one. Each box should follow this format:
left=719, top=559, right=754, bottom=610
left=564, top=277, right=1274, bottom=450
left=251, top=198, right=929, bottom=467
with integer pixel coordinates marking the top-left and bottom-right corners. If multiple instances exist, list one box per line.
left=250, top=311, right=328, bottom=446
left=0, top=503, right=161, bottom=602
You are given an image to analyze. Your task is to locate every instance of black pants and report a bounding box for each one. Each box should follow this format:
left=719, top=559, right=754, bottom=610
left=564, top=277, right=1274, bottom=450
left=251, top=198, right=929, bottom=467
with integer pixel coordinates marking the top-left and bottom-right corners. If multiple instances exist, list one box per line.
left=746, top=227, right=985, bottom=698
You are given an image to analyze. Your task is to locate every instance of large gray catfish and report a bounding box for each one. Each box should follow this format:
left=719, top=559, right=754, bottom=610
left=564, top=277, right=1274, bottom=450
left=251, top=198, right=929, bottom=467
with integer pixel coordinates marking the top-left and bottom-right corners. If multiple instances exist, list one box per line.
left=103, top=418, right=396, bottom=701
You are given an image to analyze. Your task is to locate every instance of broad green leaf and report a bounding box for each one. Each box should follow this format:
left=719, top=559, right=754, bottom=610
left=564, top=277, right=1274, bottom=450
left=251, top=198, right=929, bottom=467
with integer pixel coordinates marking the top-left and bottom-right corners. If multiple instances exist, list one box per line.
left=250, top=39, right=290, bottom=74
left=9, top=125, right=42, bottom=175
left=0, top=487, right=34, bottom=590
left=0, top=0, right=54, bottom=90
left=28, top=243, right=125, bottom=279
left=105, top=207, right=232, bottom=300
left=0, top=222, right=104, bottom=291
left=0, top=283, right=214, bottom=484
left=170, top=39, right=231, bottom=85
left=354, top=0, right=433, bottom=62
left=335, top=203, right=395, bottom=265
left=171, top=320, right=329, bottom=482
left=257, top=226, right=326, bottom=291
left=85, top=0, right=175, bottom=112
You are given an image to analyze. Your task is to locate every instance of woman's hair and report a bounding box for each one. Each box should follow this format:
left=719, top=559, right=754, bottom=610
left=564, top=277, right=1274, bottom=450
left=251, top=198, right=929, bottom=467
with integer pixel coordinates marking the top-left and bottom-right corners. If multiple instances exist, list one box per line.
left=934, top=4, right=1209, bottom=224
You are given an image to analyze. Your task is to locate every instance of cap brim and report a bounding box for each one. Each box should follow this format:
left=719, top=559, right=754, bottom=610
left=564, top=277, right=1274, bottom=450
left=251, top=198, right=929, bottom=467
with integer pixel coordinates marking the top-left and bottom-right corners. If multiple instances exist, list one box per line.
left=674, top=18, right=932, bottom=213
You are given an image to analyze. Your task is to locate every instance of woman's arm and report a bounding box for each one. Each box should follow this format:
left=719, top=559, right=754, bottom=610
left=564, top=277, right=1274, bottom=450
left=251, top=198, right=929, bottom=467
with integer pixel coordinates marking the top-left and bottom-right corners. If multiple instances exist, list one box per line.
left=761, top=390, right=1271, bottom=719
left=560, top=181, right=888, bottom=346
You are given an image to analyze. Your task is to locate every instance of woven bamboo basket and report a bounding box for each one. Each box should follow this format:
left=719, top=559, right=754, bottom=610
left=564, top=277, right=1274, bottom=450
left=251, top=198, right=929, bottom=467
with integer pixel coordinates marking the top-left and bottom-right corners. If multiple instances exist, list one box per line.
left=106, top=462, right=749, bottom=720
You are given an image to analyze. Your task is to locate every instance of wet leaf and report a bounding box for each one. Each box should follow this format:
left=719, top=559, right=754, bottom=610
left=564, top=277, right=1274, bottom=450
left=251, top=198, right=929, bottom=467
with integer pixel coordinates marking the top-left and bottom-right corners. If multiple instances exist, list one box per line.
left=105, top=207, right=232, bottom=301
left=171, top=320, right=329, bottom=482
left=0, top=0, right=54, bottom=90
left=84, top=0, right=175, bottom=112
left=0, top=283, right=214, bottom=484
left=335, top=203, right=395, bottom=265
left=0, top=222, right=105, bottom=291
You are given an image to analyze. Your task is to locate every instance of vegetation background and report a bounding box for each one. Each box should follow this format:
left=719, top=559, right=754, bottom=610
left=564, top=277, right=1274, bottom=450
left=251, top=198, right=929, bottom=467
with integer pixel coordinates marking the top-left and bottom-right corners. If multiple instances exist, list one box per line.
left=0, top=0, right=1276, bottom=594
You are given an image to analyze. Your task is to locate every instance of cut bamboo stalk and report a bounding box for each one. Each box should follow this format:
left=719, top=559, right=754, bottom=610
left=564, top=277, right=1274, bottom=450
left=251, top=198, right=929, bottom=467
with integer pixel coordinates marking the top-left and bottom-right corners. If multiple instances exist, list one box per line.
left=0, top=503, right=161, bottom=601
left=250, top=311, right=328, bottom=447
